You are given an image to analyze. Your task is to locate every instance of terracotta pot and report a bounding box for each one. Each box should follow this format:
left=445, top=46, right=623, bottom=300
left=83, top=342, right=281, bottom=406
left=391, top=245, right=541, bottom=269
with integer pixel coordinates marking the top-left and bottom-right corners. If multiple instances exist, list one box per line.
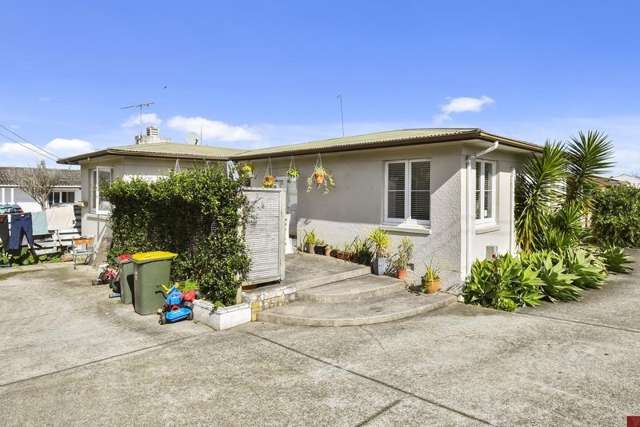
left=424, top=278, right=441, bottom=294
left=324, top=247, right=331, bottom=256
left=335, top=250, right=345, bottom=259
left=397, top=269, right=407, bottom=280
left=314, top=173, right=325, bottom=185
left=304, top=244, right=313, bottom=253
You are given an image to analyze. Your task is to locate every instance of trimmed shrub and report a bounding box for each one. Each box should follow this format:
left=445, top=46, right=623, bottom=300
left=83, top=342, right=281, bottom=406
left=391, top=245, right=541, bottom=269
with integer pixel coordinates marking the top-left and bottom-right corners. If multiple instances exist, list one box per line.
left=463, top=254, right=544, bottom=312
left=592, top=185, right=640, bottom=247
left=103, top=165, right=251, bottom=306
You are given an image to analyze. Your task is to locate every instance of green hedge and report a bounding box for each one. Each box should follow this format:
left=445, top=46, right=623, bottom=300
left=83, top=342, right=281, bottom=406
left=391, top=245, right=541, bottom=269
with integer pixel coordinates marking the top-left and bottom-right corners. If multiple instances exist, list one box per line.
left=591, top=185, right=640, bottom=247
left=103, top=165, right=251, bottom=306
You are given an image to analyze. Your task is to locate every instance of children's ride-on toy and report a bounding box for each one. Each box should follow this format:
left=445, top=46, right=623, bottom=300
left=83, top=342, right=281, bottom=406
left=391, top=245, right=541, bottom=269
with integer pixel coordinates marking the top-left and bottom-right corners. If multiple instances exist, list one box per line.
left=158, top=286, right=194, bottom=325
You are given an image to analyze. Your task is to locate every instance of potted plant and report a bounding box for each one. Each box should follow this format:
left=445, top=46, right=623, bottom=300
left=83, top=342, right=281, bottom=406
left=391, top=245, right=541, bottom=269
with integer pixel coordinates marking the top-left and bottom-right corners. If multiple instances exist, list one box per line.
left=392, top=237, right=414, bottom=280
left=422, top=262, right=441, bottom=294
left=314, top=239, right=328, bottom=255
left=263, top=175, right=276, bottom=188
left=368, top=227, right=391, bottom=275
left=302, top=230, right=317, bottom=253
left=306, top=164, right=335, bottom=194
left=287, top=166, right=300, bottom=182
left=323, top=244, right=332, bottom=256
left=240, top=163, right=254, bottom=178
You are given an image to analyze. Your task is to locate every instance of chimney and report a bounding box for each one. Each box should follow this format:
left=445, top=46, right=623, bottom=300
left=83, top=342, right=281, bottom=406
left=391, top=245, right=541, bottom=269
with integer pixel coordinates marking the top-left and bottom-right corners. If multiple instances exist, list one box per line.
left=135, top=126, right=167, bottom=144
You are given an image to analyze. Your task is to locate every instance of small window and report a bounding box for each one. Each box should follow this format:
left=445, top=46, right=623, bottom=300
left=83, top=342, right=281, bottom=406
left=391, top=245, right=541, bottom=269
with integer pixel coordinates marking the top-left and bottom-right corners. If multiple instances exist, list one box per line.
left=475, top=160, right=496, bottom=223
left=385, top=160, right=430, bottom=224
left=90, top=167, right=112, bottom=213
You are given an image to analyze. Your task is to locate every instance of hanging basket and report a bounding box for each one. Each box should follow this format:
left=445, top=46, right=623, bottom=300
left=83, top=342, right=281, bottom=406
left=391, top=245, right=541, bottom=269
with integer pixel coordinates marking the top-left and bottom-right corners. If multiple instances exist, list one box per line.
left=307, top=154, right=335, bottom=194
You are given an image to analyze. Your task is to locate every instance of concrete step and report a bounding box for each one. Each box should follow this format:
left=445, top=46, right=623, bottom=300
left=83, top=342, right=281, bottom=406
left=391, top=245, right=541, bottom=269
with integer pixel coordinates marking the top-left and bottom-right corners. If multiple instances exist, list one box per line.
left=285, top=256, right=371, bottom=291
left=257, top=291, right=456, bottom=327
left=297, top=274, right=406, bottom=304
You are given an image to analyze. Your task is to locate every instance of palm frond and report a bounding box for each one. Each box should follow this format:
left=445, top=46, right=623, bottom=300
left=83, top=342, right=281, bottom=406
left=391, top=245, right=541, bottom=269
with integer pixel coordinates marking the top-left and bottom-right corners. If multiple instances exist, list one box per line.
left=515, top=141, right=567, bottom=251
left=565, top=130, right=614, bottom=207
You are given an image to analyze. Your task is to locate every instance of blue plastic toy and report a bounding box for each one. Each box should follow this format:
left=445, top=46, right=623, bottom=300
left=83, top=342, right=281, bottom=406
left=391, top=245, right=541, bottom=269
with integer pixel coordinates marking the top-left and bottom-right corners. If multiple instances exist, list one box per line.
left=158, top=286, right=193, bottom=324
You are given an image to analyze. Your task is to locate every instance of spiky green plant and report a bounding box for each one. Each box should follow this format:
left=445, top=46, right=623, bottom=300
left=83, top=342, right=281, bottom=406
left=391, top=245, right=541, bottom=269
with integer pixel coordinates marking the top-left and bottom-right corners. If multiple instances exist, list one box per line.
left=515, top=142, right=567, bottom=251
left=520, top=251, right=582, bottom=302
left=563, top=247, right=607, bottom=289
left=598, top=245, right=633, bottom=274
left=463, top=254, right=544, bottom=312
left=565, top=130, right=614, bottom=213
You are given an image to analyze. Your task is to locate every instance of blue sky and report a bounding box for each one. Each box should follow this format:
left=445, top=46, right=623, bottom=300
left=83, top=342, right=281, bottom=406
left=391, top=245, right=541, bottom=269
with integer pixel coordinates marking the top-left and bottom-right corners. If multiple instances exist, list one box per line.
left=1, top=1, right=639, bottom=174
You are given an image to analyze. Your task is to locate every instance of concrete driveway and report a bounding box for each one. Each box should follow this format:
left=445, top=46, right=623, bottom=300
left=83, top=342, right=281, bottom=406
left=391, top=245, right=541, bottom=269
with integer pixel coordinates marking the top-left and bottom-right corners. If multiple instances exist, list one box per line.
left=1, top=253, right=639, bottom=426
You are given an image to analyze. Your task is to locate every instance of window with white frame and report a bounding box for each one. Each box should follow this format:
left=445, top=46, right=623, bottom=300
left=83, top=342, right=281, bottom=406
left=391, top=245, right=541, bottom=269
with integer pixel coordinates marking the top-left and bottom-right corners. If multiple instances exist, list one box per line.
left=385, top=160, right=430, bottom=225
left=475, top=160, right=496, bottom=223
left=48, top=190, right=76, bottom=206
left=89, top=167, right=112, bottom=213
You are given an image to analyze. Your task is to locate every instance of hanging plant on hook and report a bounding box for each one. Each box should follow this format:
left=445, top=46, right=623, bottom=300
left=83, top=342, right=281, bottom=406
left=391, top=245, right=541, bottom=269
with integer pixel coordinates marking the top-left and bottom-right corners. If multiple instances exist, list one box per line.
left=263, top=158, right=276, bottom=188
left=307, top=154, right=335, bottom=194
left=287, top=157, right=300, bottom=182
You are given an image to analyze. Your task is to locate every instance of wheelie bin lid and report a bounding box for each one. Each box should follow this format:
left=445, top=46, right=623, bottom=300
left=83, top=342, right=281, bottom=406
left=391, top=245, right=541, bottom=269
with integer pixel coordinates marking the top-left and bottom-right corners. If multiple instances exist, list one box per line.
left=131, top=251, right=178, bottom=264
left=116, top=253, right=132, bottom=264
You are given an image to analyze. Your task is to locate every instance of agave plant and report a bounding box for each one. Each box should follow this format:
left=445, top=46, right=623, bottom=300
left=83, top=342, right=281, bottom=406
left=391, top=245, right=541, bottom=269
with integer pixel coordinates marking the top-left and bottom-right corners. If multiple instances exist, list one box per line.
left=563, top=247, right=607, bottom=289
left=520, top=251, right=582, bottom=302
left=598, top=245, right=633, bottom=274
left=463, top=254, right=544, bottom=312
left=515, top=142, right=567, bottom=252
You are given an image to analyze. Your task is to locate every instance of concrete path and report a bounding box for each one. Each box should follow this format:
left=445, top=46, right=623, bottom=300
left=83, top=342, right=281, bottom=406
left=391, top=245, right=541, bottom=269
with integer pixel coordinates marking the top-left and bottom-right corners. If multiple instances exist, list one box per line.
left=1, top=256, right=640, bottom=426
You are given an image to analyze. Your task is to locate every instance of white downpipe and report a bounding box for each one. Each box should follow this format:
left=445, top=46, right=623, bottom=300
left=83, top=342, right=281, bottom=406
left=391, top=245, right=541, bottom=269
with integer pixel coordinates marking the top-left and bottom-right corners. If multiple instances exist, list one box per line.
left=465, top=141, right=499, bottom=276
left=509, top=166, right=516, bottom=254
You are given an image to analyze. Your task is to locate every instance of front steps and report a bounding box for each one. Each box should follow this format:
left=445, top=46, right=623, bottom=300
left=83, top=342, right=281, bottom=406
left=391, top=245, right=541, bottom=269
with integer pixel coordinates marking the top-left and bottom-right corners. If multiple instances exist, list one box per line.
left=257, top=276, right=456, bottom=327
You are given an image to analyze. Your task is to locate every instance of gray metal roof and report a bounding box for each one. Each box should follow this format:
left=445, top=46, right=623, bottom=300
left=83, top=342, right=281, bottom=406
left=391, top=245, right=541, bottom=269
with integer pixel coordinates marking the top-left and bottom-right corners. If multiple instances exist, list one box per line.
left=57, top=142, right=244, bottom=164
left=57, top=128, right=542, bottom=165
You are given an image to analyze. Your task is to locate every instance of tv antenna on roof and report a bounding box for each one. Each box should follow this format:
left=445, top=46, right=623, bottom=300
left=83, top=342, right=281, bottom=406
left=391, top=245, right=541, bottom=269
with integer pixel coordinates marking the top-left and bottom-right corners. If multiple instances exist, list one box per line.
left=120, top=101, right=155, bottom=135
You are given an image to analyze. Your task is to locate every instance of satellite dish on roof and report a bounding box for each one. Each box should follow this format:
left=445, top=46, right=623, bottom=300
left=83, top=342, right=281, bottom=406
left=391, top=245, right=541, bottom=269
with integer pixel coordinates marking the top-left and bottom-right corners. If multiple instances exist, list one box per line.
left=186, top=132, right=200, bottom=145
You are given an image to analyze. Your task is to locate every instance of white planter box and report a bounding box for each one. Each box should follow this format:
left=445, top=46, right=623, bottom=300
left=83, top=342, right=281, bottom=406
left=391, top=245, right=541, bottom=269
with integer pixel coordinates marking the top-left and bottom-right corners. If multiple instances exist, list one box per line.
left=193, top=299, right=251, bottom=331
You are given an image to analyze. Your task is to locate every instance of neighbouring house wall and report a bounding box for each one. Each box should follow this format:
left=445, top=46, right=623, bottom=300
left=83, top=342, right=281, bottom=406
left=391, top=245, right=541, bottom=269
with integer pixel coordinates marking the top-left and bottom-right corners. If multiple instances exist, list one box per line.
left=0, top=185, right=81, bottom=213
left=249, top=142, right=465, bottom=286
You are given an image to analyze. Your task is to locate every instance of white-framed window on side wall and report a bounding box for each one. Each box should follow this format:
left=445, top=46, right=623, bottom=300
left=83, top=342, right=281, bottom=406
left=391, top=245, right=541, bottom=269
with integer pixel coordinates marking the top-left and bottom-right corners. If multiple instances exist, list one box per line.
left=89, top=167, right=112, bottom=214
left=384, top=159, right=430, bottom=226
left=48, top=190, right=76, bottom=206
left=475, top=160, right=496, bottom=224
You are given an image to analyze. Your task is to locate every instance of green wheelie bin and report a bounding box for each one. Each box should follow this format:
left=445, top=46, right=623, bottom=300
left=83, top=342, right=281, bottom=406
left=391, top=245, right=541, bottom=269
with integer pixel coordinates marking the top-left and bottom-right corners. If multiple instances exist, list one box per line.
left=131, top=251, right=177, bottom=315
left=116, top=254, right=135, bottom=305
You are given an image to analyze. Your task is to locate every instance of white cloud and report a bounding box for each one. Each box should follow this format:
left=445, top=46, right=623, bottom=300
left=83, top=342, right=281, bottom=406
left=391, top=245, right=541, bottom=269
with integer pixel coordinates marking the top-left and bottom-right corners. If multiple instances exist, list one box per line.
left=122, top=113, right=162, bottom=128
left=0, top=137, right=94, bottom=167
left=45, top=138, right=94, bottom=158
left=0, top=142, right=52, bottom=166
left=435, top=96, right=495, bottom=123
left=167, top=116, right=260, bottom=143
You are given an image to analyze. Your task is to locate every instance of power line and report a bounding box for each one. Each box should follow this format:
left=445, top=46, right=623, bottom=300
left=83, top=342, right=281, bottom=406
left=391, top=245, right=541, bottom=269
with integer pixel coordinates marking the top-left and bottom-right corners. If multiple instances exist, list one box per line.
left=0, top=128, right=59, bottom=162
left=0, top=124, right=60, bottom=160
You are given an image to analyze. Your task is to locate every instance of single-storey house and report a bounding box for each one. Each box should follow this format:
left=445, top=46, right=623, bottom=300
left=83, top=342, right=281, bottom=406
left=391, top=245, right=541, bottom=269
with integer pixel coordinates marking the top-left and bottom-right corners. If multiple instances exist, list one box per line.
left=58, top=127, right=542, bottom=287
left=0, top=167, right=81, bottom=212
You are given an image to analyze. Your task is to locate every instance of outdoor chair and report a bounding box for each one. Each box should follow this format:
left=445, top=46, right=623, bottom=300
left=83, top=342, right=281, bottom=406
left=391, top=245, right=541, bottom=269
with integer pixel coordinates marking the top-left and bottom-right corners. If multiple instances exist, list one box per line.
left=71, top=237, right=95, bottom=269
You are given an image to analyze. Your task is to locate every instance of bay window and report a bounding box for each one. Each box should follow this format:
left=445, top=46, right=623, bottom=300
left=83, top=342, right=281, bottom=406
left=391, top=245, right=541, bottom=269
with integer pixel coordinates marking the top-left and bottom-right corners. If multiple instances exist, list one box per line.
left=384, top=160, right=430, bottom=225
left=475, top=160, right=496, bottom=223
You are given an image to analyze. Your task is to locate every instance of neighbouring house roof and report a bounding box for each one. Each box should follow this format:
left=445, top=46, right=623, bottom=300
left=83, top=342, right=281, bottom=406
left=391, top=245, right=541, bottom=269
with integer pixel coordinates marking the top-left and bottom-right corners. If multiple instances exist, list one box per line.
left=230, top=128, right=543, bottom=160
left=57, top=128, right=543, bottom=165
left=57, top=142, right=245, bottom=165
left=0, top=167, right=81, bottom=186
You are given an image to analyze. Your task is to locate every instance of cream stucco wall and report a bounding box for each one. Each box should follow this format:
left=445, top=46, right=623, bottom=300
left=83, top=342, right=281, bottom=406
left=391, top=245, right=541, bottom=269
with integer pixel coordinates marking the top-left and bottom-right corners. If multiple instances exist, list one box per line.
left=249, top=140, right=529, bottom=287
left=249, top=142, right=465, bottom=285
